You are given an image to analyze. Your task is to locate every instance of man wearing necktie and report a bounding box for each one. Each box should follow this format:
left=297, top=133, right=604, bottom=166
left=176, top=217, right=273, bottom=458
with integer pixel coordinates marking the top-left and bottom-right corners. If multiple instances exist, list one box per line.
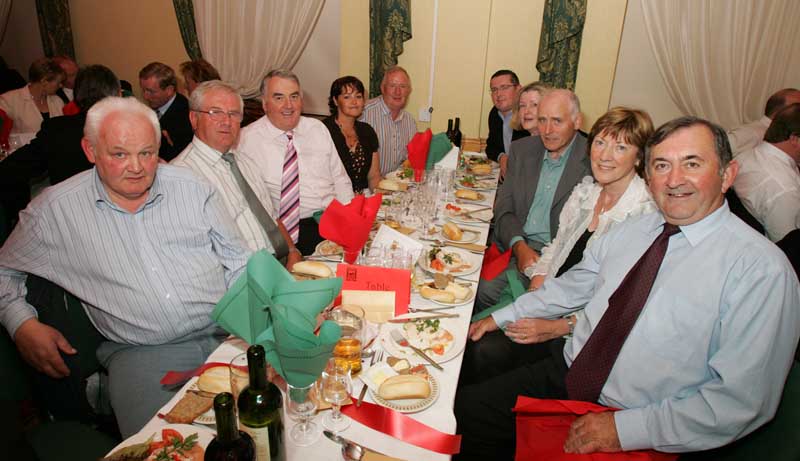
left=172, top=80, right=301, bottom=268
left=238, top=69, right=353, bottom=255
left=456, top=117, right=800, bottom=460
left=138, top=62, right=193, bottom=161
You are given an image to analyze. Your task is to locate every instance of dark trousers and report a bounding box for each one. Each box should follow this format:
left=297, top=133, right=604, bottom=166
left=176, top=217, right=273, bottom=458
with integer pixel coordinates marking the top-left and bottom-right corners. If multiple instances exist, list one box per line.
left=297, top=217, right=324, bottom=256
left=454, top=339, right=568, bottom=461
left=459, top=333, right=565, bottom=387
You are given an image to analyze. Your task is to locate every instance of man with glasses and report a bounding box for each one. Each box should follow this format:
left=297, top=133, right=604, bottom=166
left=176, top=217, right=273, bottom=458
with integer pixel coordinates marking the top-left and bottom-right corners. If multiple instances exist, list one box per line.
left=138, top=62, right=193, bottom=161
left=486, top=70, right=530, bottom=178
left=360, top=65, right=417, bottom=175
left=172, top=80, right=301, bottom=267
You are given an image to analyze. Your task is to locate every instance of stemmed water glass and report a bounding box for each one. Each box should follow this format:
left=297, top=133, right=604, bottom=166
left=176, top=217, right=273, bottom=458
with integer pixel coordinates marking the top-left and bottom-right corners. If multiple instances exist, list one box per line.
left=285, top=382, right=320, bottom=446
left=321, top=358, right=352, bottom=432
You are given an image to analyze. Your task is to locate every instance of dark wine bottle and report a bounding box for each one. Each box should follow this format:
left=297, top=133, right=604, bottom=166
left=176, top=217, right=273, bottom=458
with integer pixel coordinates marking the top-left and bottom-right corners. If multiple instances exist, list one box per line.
left=446, top=118, right=454, bottom=142
left=453, top=117, right=463, bottom=147
left=237, top=345, right=283, bottom=461
left=205, top=392, right=256, bottom=461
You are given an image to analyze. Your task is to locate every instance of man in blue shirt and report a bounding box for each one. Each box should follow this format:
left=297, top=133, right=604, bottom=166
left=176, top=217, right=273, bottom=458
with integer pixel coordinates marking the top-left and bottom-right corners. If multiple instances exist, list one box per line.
left=476, top=89, right=591, bottom=310
left=457, top=117, right=800, bottom=459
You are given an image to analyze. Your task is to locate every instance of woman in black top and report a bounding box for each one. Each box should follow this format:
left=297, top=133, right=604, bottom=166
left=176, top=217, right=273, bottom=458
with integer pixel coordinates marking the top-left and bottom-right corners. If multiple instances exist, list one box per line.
left=323, top=76, right=381, bottom=193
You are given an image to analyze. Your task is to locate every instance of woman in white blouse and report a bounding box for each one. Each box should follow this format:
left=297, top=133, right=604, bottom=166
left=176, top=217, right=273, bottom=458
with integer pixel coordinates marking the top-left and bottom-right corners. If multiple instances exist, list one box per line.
left=461, top=107, right=656, bottom=384
left=0, top=58, right=65, bottom=135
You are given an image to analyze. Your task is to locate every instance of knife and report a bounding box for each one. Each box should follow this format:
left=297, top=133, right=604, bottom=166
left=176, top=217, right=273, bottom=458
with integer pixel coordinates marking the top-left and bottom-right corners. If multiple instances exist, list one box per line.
left=387, top=313, right=459, bottom=323
left=390, top=329, right=443, bottom=370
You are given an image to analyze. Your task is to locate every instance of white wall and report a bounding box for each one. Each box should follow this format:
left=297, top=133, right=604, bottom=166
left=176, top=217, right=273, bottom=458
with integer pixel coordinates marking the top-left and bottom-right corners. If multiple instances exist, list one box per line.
left=1, top=0, right=44, bottom=76
left=293, top=0, right=341, bottom=115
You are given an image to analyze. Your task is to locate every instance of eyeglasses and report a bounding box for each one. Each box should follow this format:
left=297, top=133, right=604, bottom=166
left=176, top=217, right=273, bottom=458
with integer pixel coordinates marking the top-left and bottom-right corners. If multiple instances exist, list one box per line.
left=193, top=109, right=244, bottom=122
left=490, top=84, right=516, bottom=94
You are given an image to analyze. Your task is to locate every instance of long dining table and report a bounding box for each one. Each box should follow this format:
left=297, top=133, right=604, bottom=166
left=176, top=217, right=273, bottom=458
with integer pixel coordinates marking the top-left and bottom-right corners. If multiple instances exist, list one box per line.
left=123, top=152, right=499, bottom=461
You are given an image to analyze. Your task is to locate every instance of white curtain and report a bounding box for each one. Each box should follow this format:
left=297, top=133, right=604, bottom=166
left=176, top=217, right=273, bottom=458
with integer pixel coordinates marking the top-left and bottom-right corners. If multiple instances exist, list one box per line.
left=0, top=0, right=11, bottom=43
left=194, top=0, right=326, bottom=98
left=640, top=0, right=800, bottom=129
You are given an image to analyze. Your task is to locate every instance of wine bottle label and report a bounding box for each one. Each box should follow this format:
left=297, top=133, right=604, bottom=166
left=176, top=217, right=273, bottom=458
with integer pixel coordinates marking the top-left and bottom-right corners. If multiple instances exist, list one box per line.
left=241, top=424, right=271, bottom=461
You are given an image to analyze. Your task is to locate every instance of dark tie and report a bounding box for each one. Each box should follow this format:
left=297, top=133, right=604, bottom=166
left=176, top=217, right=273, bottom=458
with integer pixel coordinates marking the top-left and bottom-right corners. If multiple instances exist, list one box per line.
left=221, top=153, right=289, bottom=260
left=565, top=222, right=681, bottom=402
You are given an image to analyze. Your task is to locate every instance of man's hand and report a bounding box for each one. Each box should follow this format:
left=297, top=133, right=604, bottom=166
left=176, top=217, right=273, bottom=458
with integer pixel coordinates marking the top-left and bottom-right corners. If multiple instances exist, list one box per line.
left=285, top=249, right=302, bottom=271
left=513, top=241, right=539, bottom=273
left=503, top=317, right=567, bottom=344
left=528, top=274, right=546, bottom=291
left=499, top=155, right=509, bottom=180
left=564, top=412, right=622, bottom=454
left=468, top=317, right=499, bottom=341
left=14, top=318, right=76, bottom=378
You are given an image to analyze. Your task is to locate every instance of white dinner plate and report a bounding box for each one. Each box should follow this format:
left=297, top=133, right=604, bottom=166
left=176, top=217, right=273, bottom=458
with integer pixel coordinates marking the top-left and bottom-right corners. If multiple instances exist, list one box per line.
left=456, top=175, right=497, bottom=191
left=314, top=240, right=344, bottom=261
left=369, top=374, right=440, bottom=413
left=105, top=424, right=215, bottom=459
left=379, top=318, right=465, bottom=365
left=417, top=247, right=480, bottom=276
left=418, top=280, right=476, bottom=307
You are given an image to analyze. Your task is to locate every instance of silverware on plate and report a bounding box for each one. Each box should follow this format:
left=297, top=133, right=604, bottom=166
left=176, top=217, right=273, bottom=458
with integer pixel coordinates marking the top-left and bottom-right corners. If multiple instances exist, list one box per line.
left=387, top=313, right=459, bottom=323
left=390, top=329, right=443, bottom=370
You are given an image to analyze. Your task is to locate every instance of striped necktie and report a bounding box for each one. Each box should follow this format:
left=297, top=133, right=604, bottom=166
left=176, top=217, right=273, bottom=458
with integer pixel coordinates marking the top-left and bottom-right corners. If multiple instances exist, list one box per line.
left=279, top=131, right=300, bottom=243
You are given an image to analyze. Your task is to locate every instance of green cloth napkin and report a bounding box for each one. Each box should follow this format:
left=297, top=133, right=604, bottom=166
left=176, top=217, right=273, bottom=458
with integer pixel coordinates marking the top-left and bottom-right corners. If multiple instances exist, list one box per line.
left=312, top=209, right=323, bottom=224
left=471, top=268, right=527, bottom=321
left=212, top=250, right=342, bottom=387
left=425, top=133, right=453, bottom=170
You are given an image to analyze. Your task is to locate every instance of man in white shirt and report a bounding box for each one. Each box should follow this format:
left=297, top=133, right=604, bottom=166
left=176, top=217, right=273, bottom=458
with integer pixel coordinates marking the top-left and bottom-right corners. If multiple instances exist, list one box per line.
left=172, top=80, right=301, bottom=267
left=734, top=103, right=800, bottom=242
left=727, top=88, right=800, bottom=157
left=238, top=69, right=353, bottom=255
left=360, top=66, right=417, bottom=175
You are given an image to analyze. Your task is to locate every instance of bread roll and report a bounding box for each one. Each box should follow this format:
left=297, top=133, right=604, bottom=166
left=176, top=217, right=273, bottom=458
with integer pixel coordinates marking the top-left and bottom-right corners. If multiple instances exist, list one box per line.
left=420, top=285, right=456, bottom=303
left=378, top=374, right=431, bottom=400
left=197, top=366, right=231, bottom=394
left=444, top=282, right=471, bottom=301
left=378, top=179, right=402, bottom=191
left=293, top=260, right=333, bottom=278
left=471, top=163, right=492, bottom=175
left=442, top=222, right=463, bottom=241
left=455, top=189, right=479, bottom=200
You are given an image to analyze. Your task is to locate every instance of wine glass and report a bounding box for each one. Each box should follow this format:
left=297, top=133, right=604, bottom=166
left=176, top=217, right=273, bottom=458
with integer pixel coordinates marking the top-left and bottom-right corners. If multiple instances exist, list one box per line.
left=229, top=353, right=250, bottom=404
left=321, top=358, right=352, bottom=432
left=285, top=382, right=320, bottom=446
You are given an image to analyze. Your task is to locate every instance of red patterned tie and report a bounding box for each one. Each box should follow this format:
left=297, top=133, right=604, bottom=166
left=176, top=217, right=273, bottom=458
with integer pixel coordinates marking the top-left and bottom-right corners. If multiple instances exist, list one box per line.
left=565, top=223, right=681, bottom=402
left=279, top=131, right=300, bottom=243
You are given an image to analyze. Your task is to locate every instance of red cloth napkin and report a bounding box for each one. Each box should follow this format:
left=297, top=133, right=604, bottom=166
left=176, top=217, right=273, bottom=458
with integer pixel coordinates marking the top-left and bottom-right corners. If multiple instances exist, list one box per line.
left=159, top=362, right=247, bottom=386
left=407, top=129, right=432, bottom=180
left=480, top=243, right=512, bottom=281
left=514, top=397, right=678, bottom=461
left=62, top=101, right=80, bottom=116
left=0, top=108, right=12, bottom=147
left=319, top=194, right=382, bottom=263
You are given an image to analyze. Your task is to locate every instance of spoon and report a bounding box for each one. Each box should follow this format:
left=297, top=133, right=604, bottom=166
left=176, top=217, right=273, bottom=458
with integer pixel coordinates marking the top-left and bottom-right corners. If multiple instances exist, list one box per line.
left=324, top=430, right=365, bottom=460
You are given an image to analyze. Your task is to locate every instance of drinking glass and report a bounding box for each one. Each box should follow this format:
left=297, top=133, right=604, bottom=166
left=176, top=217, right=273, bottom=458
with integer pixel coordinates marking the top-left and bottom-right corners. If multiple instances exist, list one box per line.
left=321, top=358, right=352, bottom=432
left=326, top=306, right=364, bottom=374
left=229, top=353, right=249, bottom=404
left=285, top=382, right=320, bottom=446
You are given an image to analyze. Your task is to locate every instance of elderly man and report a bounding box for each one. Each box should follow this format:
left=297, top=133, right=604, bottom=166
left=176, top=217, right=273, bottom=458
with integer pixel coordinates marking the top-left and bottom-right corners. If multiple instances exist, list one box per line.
left=172, top=80, right=301, bottom=266
left=476, top=88, right=590, bottom=309
left=457, top=117, right=800, bottom=460
left=727, top=88, right=800, bottom=157
left=734, top=103, right=800, bottom=242
left=485, top=70, right=530, bottom=175
left=139, top=62, right=193, bottom=161
left=238, top=69, right=353, bottom=255
left=360, top=66, right=417, bottom=175
left=52, top=55, right=78, bottom=103
left=0, top=96, right=251, bottom=436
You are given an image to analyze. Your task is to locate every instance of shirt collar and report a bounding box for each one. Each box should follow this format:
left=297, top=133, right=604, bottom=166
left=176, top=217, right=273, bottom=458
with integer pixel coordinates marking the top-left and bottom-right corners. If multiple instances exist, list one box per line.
left=500, top=110, right=513, bottom=123
left=758, top=141, right=799, bottom=171
left=92, top=166, right=163, bottom=213
left=650, top=201, right=731, bottom=247
left=262, top=115, right=302, bottom=140
left=377, top=96, right=406, bottom=122
left=156, top=94, right=177, bottom=118
left=190, top=136, right=228, bottom=167
left=544, top=134, right=578, bottom=166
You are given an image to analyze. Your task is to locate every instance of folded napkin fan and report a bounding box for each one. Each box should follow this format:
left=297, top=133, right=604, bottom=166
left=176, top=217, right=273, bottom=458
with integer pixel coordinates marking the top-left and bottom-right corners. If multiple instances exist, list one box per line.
left=212, top=250, right=343, bottom=389
left=407, top=129, right=433, bottom=180
left=472, top=267, right=525, bottom=322
left=514, top=397, right=678, bottom=461
left=319, top=194, right=382, bottom=263
left=425, top=132, right=453, bottom=170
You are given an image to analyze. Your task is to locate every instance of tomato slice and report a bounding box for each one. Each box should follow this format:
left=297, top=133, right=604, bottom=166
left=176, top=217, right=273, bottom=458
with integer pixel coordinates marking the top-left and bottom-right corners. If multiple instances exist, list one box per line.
left=149, top=441, right=169, bottom=453
left=162, top=428, right=183, bottom=444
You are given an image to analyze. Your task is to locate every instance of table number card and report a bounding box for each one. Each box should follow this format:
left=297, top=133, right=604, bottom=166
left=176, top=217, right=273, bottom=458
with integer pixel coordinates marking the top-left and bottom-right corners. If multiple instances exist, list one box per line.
left=336, top=264, right=411, bottom=322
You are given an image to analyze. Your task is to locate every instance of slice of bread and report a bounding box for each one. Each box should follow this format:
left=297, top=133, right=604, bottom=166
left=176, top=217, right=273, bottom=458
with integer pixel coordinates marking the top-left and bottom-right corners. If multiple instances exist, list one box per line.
left=163, top=391, right=213, bottom=424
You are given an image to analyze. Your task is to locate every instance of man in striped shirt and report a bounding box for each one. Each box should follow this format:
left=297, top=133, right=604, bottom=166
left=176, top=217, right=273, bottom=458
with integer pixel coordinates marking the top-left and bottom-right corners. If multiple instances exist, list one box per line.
left=0, top=96, right=252, bottom=436
left=360, top=66, right=418, bottom=176
left=172, top=80, right=301, bottom=267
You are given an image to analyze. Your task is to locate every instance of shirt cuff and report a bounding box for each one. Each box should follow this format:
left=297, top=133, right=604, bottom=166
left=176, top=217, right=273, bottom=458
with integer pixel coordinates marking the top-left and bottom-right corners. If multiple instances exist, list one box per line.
left=2, top=300, right=38, bottom=339
left=491, top=305, right=519, bottom=329
left=614, top=408, right=652, bottom=451
left=509, top=236, right=525, bottom=250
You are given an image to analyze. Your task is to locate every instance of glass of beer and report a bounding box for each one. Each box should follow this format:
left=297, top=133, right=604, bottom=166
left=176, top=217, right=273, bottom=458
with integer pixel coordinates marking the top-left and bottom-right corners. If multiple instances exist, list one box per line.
left=326, top=305, right=364, bottom=374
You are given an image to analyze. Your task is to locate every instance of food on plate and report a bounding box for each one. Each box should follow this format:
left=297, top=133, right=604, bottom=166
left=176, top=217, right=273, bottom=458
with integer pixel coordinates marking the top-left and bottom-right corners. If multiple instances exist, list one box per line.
left=444, top=281, right=471, bottom=301
left=102, top=435, right=154, bottom=461
left=470, top=163, right=493, bottom=175
left=445, top=203, right=461, bottom=212
left=387, top=357, right=411, bottom=373
left=104, top=429, right=204, bottom=461
left=395, top=167, right=414, bottom=180
left=378, top=374, right=431, bottom=400
left=442, top=222, right=463, bottom=241
left=455, top=189, right=481, bottom=200
left=293, top=260, right=333, bottom=278
left=465, top=155, right=490, bottom=166
left=377, top=178, right=407, bottom=191
left=197, top=366, right=231, bottom=394
left=317, top=240, right=343, bottom=256
left=426, top=247, right=472, bottom=273
left=403, top=318, right=455, bottom=356
left=163, top=391, right=213, bottom=424
left=420, top=285, right=456, bottom=303
left=459, top=175, right=477, bottom=188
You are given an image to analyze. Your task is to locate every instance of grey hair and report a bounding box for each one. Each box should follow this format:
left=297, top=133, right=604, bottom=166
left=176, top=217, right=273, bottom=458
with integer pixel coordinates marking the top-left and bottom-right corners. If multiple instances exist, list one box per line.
left=644, top=116, right=732, bottom=176
left=189, top=80, right=244, bottom=113
left=84, top=96, right=161, bottom=147
left=539, top=88, right=581, bottom=120
left=381, top=65, right=412, bottom=89
left=259, top=69, right=301, bottom=97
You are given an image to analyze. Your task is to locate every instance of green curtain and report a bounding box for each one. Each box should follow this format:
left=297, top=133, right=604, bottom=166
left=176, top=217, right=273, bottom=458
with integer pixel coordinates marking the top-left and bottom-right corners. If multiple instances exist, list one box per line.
left=173, top=0, right=203, bottom=60
left=34, top=0, right=75, bottom=58
left=369, top=0, right=412, bottom=98
left=536, top=0, right=587, bottom=90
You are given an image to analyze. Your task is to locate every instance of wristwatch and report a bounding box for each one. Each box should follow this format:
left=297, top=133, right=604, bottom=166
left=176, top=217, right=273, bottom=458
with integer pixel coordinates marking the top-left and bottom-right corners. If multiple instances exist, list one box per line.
left=566, top=315, right=576, bottom=336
